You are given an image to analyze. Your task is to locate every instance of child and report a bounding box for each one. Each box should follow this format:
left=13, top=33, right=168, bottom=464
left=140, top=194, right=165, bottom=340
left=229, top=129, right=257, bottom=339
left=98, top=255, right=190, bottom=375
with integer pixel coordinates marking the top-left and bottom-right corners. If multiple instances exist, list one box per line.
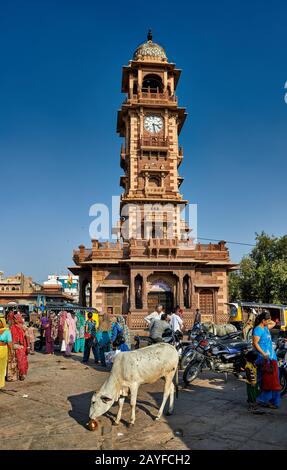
left=244, top=351, right=262, bottom=413
left=27, top=321, right=36, bottom=354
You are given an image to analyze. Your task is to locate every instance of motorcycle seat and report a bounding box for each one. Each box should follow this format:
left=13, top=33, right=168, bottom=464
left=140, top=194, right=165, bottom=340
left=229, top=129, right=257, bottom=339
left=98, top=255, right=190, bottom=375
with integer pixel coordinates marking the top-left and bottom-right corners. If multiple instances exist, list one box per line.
left=227, top=341, right=250, bottom=350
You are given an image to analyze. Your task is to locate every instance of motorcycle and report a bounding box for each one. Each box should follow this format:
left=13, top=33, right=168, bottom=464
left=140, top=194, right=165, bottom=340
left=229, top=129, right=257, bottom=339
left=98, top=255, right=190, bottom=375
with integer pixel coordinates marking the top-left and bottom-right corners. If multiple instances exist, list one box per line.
left=183, top=335, right=251, bottom=385
left=275, top=336, right=287, bottom=396
left=181, top=324, right=244, bottom=371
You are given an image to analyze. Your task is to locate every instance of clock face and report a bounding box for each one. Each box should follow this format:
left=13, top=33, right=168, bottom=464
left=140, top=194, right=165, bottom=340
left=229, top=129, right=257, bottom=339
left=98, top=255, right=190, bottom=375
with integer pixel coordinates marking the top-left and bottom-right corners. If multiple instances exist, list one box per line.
left=144, top=115, right=163, bottom=134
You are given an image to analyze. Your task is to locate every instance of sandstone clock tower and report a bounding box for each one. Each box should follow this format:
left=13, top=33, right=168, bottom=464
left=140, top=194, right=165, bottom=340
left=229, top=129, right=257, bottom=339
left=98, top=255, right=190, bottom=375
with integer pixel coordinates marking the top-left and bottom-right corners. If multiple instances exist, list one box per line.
left=71, top=32, right=235, bottom=328
left=117, top=30, right=188, bottom=241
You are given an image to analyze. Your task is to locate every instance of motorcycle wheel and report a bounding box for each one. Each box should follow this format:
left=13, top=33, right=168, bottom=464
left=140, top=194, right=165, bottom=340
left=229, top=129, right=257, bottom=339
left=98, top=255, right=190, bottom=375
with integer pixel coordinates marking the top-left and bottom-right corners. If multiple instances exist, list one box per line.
left=183, top=359, right=201, bottom=385
left=181, top=352, right=195, bottom=370
left=279, top=367, right=287, bottom=396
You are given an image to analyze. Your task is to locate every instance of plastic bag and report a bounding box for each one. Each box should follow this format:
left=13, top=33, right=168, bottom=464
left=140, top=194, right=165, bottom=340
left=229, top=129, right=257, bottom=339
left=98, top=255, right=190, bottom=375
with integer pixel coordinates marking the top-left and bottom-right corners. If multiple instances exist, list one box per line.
left=262, top=359, right=281, bottom=391
left=104, top=350, right=120, bottom=366
left=61, top=340, right=66, bottom=352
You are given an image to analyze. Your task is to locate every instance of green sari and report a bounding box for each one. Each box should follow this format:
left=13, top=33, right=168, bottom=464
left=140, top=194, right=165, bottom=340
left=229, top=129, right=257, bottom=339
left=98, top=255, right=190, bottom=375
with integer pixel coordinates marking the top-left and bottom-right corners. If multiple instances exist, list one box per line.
left=74, top=312, right=85, bottom=353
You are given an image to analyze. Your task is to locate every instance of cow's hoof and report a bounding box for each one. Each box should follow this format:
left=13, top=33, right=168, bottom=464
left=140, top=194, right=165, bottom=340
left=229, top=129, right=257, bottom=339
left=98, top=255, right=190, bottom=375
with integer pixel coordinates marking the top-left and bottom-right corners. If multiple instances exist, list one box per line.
left=127, top=422, right=134, bottom=428
left=165, top=411, right=173, bottom=416
left=155, top=416, right=161, bottom=421
left=113, top=421, right=119, bottom=426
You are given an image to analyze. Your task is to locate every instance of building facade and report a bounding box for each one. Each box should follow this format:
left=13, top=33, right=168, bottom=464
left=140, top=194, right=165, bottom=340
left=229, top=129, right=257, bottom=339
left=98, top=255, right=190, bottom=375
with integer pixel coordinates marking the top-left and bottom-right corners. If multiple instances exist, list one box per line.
left=70, top=33, right=235, bottom=328
left=0, top=271, right=73, bottom=310
left=46, top=274, right=79, bottom=303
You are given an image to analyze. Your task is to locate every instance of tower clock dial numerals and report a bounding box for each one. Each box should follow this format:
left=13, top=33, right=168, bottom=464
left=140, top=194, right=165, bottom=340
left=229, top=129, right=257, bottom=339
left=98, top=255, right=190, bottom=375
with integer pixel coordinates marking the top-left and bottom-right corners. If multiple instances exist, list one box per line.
left=144, top=115, right=163, bottom=134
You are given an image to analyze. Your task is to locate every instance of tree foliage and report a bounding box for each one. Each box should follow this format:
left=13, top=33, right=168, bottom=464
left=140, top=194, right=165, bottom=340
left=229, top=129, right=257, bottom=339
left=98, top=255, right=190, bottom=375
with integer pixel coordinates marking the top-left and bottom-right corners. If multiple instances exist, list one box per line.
left=229, top=232, right=287, bottom=304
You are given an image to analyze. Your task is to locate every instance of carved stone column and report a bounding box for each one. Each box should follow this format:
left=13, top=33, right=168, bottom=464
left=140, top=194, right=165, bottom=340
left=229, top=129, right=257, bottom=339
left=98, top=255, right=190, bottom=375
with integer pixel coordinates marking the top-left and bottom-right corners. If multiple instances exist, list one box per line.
left=214, top=289, right=218, bottom=323
left=178, top=273, right=184, bottom=308
left=142, top=272, right=148, bottom=311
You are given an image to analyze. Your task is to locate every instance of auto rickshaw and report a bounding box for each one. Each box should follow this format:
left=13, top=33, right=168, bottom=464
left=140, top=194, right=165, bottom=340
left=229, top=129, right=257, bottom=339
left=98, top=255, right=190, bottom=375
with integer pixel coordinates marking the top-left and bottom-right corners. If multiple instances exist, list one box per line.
left=228, top=301, right=287, bottom=333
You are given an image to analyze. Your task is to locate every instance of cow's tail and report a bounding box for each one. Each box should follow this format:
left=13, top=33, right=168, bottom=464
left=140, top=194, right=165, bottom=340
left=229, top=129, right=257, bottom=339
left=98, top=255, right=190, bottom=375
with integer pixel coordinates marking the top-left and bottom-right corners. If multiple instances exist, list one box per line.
left=175, top=365, right=179, bottom=399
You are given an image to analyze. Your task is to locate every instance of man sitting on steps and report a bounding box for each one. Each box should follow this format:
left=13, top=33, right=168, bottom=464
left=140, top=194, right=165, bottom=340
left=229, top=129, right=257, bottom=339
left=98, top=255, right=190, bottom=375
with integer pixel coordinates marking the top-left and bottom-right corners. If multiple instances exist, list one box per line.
left=149, top=313, right=171, bottom=343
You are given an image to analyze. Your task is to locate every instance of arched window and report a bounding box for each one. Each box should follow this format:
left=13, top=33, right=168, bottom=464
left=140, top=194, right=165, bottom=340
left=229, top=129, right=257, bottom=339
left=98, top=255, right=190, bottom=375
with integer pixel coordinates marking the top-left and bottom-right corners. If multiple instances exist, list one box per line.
left=135, top=274, right=143, bottom=309
left=133, top=82, right=138, bottom=95
left=149, top=176, right=160, bottom=188
left=142, top=74, right=163, bottom=93
left=82, top=280, right=91, bottom=307
left=183, top=275, right=190, bottom=309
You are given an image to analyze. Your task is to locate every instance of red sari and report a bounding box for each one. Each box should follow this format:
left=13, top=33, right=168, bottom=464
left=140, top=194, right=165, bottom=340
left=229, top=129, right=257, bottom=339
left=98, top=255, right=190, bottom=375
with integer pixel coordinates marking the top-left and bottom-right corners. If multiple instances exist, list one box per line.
left=10, top=323, right=29, bottom=377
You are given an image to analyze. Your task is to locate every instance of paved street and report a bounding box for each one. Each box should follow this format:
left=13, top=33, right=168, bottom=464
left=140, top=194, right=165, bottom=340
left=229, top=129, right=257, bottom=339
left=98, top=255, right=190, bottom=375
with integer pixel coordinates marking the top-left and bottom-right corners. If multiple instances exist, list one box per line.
left=1, top=351, right=287, bottom=450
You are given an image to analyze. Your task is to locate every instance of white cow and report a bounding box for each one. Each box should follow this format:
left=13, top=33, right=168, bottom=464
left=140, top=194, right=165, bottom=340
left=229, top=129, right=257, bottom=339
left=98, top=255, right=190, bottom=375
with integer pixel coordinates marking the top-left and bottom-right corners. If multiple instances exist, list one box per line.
left=89, top=343, right=178, bottom=426
left=202, top=322, right=237, bottom=336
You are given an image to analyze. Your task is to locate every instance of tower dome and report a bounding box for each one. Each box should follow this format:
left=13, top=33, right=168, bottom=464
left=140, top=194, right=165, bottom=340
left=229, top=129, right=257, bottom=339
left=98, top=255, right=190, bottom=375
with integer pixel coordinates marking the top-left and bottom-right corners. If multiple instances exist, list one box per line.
left=133, top=30, right=167, bottom=62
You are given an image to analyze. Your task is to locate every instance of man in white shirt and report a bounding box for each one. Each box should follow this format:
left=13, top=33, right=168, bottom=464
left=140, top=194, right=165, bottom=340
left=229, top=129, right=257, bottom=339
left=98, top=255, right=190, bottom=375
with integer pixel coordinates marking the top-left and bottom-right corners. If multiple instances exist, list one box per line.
left=144, top=304, right=163, bottom=328
left=170, top=306, right=184, bottom=333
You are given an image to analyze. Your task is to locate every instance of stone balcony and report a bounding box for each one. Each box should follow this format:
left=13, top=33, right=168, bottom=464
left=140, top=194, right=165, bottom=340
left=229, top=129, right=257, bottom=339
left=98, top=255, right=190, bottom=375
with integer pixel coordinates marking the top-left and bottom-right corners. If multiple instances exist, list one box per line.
left=73, top=239, right=229, bottom=264
left=128, top=238, right=229, bottom=261
left=91, top=240, right=127, bottom=260
left=144, top=187, right=166, bottom=195
left=125, top=90, right=178, bottom=105
left=138, top=136, right=169, bottom=149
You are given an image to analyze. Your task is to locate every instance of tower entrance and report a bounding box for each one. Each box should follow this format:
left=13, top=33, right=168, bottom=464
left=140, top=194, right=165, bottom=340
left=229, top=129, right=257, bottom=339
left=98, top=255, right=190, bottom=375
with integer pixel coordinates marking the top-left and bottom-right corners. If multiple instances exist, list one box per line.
left=147, top=292, right=174, bottom=314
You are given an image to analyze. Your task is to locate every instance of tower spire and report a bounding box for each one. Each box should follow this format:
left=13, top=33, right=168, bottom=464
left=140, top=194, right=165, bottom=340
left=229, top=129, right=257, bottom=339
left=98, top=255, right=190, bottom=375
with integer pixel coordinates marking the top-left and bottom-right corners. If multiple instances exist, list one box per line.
left=147, top=29, right=152, bottom=41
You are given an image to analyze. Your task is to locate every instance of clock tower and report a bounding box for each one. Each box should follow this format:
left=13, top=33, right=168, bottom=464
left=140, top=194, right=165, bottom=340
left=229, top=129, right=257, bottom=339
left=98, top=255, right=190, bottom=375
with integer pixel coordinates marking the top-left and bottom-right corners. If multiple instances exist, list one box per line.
left=117, top=30, right=188, bottom=241
left=71, top=32, right=235, bottom=328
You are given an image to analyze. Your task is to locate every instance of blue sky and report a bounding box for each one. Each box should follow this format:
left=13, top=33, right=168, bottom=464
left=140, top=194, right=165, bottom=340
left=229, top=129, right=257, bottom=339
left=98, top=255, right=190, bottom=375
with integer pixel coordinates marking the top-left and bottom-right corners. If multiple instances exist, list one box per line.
left=0, top=0, right=286, bottom=282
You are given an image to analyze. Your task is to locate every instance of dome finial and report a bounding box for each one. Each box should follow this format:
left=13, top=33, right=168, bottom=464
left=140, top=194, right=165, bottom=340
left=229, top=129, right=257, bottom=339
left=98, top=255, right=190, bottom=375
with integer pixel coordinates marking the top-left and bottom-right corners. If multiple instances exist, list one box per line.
left=147, top=29, right=152, bottom=41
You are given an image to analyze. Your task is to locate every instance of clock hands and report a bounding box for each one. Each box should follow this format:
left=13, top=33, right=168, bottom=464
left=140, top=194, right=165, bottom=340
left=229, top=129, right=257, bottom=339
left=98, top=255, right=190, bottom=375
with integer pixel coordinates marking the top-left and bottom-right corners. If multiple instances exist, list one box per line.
left=144, top=116, right=163, bottom=133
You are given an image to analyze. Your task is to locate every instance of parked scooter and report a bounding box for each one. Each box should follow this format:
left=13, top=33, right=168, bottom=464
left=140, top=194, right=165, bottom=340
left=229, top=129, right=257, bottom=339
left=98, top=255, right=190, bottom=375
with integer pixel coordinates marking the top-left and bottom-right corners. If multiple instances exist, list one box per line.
left=183, top=334, right=252, bottom=385
left=275, top=336, right=287, bottom=396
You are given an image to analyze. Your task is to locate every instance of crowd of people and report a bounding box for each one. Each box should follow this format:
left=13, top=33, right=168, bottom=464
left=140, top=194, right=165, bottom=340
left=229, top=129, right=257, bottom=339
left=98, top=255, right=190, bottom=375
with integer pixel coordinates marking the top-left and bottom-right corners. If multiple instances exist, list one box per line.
left=0, top=307, right=132, bottom=390
left=144, top=304, right=283, bottom=412
left=144, top=304, right=185, bottom=342
left=0, top=306, right=283, bottom=414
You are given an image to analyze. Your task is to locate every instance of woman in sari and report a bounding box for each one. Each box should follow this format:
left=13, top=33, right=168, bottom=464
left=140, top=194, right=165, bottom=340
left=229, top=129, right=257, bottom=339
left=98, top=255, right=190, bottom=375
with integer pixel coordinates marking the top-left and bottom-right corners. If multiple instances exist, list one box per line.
left=45, top=311, right=58, bottom=355
left=58, top=311, right=67, bottom=344
left=74, top=311, right=85, bottom=353
left=111, top=316, right=130, bottom=352
left=0, top=318, right=12, bottom=389
left=7, top=310, right=15, bottom=327
left=64, top=311, right=77, bottom=357
left=253, top=311, right=281, bottom=409
left=8, top=313, right=29, bottom=381
left=97, top=313, right=112, bottom=366
left=116, top=315, right=131, bottom=350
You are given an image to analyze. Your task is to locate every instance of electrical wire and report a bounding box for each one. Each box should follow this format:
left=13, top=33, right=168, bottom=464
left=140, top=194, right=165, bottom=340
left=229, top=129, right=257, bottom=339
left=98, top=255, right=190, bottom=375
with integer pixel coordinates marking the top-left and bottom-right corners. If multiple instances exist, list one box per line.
left=197, top=237, right=255, bottom=247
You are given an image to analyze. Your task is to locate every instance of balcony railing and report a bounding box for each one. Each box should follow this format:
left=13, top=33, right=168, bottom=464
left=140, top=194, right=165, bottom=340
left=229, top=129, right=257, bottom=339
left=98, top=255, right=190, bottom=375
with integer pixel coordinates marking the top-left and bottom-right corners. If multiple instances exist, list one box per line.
left=125, top=89, right=177, bottom=105
left=73, top=239, right=229, bottom=264
left=92, top=240, right=124, bottom=259
left=145, top=187, right=165, bottom=195
left=73, top=247, right=92, bottom=264
left=138, top=136, right=169, bottom=148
